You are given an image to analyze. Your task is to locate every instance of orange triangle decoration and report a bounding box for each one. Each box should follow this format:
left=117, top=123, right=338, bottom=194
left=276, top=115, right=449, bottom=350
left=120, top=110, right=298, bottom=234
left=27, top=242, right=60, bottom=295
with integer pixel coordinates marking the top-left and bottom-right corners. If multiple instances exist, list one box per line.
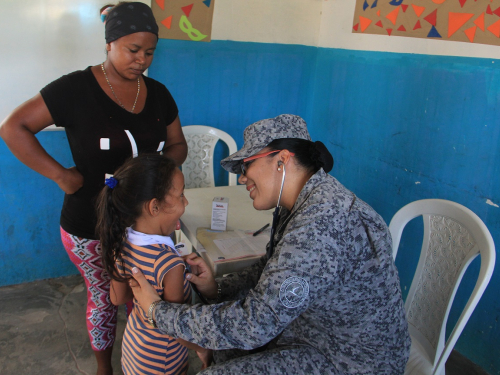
left=412, top=4, right=426, bottom=17
left=161, top=15, right=172, bottom=29
left=464, top=25, right=477, bottom=42
left=387, top=28, right=393, bottom=35
left=353, top=23, right=359, bottom=31
left=493, top=6, right=500, bottom=17
left=487, top=19, right=500, bottom=37
left=474, top=13, right=485, bottom=31
left=402, top=4, right=408, bottom=12
left=182, top=4, right=194, bottom=17
left=359, top=16, right=373, bottom=32
left=424, top=9, right=438, bottom=26
left=377, top=10, right=381, bottom=16
left=155, top=0, right=165, bottom=10
left=376, top=20, right=383, bottom=27
left=448, top=12, right=474, bottom=37
left=398, top=25, right=406, bottom=31
left=414, top=19, right=422, bottom=30
left=386, top=6, right=400, bottom=25
left=486, top=5, right=493, bottom=15
left=459, top=0, right=467, bottom=7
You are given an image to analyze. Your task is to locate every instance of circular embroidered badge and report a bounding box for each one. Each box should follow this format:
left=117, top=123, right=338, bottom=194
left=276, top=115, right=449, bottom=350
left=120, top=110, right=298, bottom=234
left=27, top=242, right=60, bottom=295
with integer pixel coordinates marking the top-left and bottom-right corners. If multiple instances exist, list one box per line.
left=279, top=277, right=309, bottom=309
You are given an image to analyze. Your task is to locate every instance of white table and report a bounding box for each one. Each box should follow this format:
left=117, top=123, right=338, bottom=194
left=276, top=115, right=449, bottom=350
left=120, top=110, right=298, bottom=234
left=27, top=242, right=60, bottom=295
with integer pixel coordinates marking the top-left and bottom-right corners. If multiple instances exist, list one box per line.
left=180, top=185, right=273, bottom=276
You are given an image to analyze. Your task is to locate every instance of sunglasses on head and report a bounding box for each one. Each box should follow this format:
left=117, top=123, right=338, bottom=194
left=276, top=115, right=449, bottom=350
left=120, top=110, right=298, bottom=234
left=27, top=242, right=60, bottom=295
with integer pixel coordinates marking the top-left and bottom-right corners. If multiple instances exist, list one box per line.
left=240, top=150, right=295, bottom=176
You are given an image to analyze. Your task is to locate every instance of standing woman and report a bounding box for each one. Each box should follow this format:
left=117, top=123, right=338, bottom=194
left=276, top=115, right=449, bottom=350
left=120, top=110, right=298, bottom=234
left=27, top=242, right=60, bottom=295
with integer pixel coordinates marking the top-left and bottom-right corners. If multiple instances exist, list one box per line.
left=0, top=2, right=187, bottom=374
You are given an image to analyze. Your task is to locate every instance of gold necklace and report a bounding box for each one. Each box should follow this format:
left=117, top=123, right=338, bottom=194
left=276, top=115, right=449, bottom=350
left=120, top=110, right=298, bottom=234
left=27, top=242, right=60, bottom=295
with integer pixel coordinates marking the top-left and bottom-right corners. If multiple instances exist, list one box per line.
left=101, top=63, right=140, bottom=113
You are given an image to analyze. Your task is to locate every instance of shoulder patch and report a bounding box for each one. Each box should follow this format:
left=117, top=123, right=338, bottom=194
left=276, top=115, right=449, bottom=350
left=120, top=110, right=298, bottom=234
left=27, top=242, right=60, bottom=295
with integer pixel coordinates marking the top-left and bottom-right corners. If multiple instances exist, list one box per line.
left=279, top=277, right=309, bottom=308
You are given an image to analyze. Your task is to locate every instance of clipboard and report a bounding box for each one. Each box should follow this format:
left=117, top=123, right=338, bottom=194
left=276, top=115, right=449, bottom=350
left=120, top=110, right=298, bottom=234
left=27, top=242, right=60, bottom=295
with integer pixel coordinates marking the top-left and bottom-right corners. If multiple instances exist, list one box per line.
left=196, top=227, right=270, bottom=275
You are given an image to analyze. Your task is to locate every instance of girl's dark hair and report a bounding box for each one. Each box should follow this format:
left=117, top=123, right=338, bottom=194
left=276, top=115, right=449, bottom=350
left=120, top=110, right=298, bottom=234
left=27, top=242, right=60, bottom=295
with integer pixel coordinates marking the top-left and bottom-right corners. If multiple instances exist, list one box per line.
left=266, top=138, right=334, bottom=173
left=96, top=154, right=177, bottom=281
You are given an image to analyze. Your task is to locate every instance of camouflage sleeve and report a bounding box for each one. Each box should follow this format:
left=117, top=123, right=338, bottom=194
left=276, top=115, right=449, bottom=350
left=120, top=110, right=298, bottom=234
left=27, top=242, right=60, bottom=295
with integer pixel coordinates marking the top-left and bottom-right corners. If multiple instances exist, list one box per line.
left=217, top=255, right=269, bottom=301
left=154, top=260, right=314, bottom=350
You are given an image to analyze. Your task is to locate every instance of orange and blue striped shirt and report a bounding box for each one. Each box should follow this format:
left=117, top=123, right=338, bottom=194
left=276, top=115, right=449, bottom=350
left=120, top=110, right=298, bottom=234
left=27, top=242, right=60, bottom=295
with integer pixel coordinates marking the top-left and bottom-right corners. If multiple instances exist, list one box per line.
left=117, top=240, right=192, bottom=375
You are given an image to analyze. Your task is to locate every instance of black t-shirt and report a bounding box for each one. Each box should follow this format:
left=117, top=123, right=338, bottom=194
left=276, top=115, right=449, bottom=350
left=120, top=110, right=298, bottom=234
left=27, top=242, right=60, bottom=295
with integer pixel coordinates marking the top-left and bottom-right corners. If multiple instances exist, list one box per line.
left=40, top=66, right=178, bottom=239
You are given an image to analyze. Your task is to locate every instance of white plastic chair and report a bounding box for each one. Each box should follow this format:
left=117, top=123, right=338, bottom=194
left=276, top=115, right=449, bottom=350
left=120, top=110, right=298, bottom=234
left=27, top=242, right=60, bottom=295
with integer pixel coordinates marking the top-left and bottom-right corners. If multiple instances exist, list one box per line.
left=181, top=125, right=237, bottom=189
left=177, top=126, right=238, bottom=250
left=389, top=199, right=495, bottom=375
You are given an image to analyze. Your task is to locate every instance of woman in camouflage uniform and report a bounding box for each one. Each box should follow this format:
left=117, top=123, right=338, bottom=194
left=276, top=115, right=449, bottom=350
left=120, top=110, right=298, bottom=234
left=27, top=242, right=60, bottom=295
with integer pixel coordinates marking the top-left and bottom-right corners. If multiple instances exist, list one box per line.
left=130, top=114, right=411, bottom=374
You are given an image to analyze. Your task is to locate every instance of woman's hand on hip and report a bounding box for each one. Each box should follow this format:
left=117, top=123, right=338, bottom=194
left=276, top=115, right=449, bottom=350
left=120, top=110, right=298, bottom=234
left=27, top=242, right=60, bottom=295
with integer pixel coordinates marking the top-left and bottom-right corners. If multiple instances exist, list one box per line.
left=183, top=253, right=218, bottom=299
left=55, top=166, right=83, bottom=194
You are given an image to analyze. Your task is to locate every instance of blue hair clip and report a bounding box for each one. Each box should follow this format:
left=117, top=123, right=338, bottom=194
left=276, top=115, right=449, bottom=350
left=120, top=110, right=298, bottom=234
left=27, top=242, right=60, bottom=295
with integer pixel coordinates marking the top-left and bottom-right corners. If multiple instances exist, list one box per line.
left=101, top=6, right=113, bottom=23
left=105, top=176, right=118, bottom=189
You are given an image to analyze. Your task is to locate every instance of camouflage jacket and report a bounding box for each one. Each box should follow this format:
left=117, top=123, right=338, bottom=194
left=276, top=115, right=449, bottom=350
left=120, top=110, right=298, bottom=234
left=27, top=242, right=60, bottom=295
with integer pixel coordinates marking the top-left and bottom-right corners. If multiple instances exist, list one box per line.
left=155, top=169, right=410, bottom=374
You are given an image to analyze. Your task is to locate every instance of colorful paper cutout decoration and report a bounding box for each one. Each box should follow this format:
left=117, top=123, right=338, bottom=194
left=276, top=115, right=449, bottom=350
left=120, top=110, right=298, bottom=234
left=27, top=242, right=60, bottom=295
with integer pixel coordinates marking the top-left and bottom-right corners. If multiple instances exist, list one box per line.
left=182, top=4, right=194, bottom=17
left=474, top=13, right=485, bottom=30
left=386, top=6, right=400, bottom=24
left=428, top=25, right=443, bottom=37
left=353, top=0, right=500, bottom=46
left=424, top=9, right=438, bottom=26
left=161, top=15, right=173, bottom=29
left=448, top=12, right=474, bottom=36
left=487, top=19, right=500, bottom=37
left=153, top=0, right=215, bottom=42
left=464, top=25, right=477, bottom=41
left=360, top=16, right=373, bottom=31
left=155, top=0, right=165, bottom=11
left=412, top=4, right=426, bottom=17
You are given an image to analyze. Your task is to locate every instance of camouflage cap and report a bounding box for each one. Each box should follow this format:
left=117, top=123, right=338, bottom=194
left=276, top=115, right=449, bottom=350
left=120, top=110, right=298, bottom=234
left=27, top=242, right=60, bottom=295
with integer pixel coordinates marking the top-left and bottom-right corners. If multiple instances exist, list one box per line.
left=221, top=114, right=311, bottom=174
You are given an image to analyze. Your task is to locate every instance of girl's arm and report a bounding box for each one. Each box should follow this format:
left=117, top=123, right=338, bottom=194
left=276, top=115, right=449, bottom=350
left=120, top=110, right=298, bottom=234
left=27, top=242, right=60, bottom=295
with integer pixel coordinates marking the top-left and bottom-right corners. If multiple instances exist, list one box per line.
left=162, top=265, right=213, bottom=368
left=110, top=278, right=134, bottom=306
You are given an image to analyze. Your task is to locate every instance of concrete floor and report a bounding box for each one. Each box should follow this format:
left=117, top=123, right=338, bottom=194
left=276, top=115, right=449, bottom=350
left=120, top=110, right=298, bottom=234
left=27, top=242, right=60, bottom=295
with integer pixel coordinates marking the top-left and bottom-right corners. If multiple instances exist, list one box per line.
left=0, top=275, right=490, bottom=375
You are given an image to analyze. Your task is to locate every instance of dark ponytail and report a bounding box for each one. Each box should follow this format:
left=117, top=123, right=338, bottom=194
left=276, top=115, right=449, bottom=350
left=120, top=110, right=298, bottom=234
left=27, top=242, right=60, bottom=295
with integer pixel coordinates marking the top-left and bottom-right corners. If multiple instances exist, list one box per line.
left=266, top=138, right=334, bottom=173
left=96, top=154, right=177, bottom=281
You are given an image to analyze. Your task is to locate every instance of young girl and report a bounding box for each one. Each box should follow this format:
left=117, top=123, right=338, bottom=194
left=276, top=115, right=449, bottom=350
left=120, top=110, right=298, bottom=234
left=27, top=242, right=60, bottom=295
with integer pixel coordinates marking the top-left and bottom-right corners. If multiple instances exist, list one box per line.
left=96, top=154, right=211, bottom=375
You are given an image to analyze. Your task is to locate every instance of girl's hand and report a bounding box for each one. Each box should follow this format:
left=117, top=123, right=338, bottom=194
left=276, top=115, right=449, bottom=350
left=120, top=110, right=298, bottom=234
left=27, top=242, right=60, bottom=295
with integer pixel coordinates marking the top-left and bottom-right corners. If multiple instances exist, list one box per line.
left=56, top=166, right=83, bottom=194
left=196, top=349, right=213, bottom=370
left=183, top=253, right=218, bottom=299
left=129, top=267, right=161, bottom=311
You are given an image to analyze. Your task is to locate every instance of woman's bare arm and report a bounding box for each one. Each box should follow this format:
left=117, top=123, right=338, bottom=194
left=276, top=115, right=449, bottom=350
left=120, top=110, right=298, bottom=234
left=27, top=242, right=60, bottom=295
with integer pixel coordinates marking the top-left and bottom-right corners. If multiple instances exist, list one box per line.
left=0, top=94, right=83, bottom=193
left=163, top=116, right=187, bottom=166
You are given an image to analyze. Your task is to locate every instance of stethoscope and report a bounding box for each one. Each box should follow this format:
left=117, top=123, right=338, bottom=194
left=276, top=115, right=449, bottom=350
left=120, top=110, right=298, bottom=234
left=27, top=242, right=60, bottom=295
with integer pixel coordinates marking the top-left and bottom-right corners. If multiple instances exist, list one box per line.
left=267, top=161, right=286, bottom=258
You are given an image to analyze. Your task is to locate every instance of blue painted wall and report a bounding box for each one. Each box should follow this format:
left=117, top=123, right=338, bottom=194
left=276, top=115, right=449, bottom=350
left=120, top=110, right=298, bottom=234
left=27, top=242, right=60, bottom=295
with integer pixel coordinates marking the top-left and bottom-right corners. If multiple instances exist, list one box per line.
left=0, top=131, right=77, bottom=285
left=1, top=39, right=499, bottom=372
left=149, top=41, right=500, bottom=373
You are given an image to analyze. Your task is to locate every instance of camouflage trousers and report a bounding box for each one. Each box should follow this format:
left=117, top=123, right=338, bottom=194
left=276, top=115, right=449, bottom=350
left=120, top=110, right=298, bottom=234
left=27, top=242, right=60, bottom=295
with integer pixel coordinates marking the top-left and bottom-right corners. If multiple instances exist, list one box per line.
left=201, top=345, right=337, bottom=375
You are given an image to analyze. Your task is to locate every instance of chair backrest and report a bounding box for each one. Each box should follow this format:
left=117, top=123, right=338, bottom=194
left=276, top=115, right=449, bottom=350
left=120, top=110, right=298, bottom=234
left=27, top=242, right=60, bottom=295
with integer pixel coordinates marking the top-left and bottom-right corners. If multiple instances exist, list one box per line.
left=181, top=125, right=238, bottom=189
left=389, top=199, right=495, bottom=375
